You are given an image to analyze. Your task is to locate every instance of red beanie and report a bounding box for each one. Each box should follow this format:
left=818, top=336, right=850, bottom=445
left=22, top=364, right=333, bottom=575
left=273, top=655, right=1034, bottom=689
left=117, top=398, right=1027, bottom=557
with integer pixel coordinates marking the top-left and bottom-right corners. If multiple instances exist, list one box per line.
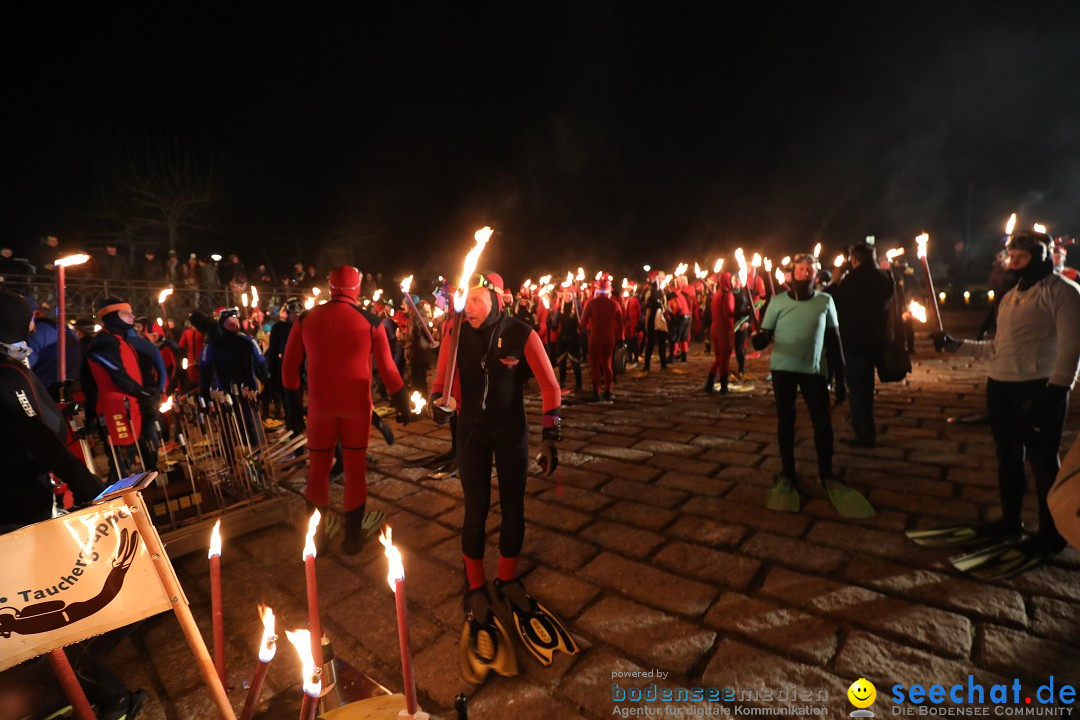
left=329, top=265, right=362, bottom=300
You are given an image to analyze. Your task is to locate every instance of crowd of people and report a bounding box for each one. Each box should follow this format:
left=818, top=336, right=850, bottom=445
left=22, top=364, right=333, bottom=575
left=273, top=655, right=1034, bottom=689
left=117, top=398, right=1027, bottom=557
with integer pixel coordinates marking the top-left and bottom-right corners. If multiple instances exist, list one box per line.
left=4, top=228, right=1080, bottom=710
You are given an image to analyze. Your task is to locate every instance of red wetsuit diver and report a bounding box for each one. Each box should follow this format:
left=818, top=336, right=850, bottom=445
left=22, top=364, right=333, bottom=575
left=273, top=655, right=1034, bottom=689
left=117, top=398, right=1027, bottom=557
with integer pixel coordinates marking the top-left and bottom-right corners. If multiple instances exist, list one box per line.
left=707, top=271, right=736, bottom=394
left=430, top=271, right=577, bottom=683
left=580, top=274, right=623, bottom=401
left=281, top=265, right=411, bottom=554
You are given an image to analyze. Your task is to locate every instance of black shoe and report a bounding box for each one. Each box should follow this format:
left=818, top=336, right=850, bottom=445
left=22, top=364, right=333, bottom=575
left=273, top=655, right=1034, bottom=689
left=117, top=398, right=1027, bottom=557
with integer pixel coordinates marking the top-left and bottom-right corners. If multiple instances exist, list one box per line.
left=589, top=391, right=601, bottom=403
left=342, top=504, right=367, bottom=555
left=704, top=374, right=715, bottom=394
left=602, top=390, right=612, bottom=401
left=719, top=374, right=729, bottom=395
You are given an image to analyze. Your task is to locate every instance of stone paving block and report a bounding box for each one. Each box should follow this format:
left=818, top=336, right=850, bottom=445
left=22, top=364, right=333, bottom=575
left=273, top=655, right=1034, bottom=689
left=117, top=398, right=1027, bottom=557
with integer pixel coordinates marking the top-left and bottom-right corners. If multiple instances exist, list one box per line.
left=579, top=519, right=666, bottom=559
left=686, top=496, right=812, bottom=537
left=577, top=596, right=717, bottom=674
left=517, top=565, right=603, bottom=618
left=974, top=624, right=1078, bottom=683
left=741, top=531, right=846, bottom=575
left=600, top=477, right=688, bottom=508
left=760, top=567, right=973, bottom=658
left=522, top=497, right=594, bottom=532
left=631, top=437, right=705, bottom=456
left=580, top=551, right=718, bottom=615
left=600, top=499, right=678, bottom=530
left=1003, top=562, right=1080, bottom=602
left=655, top=471, right=734, bottom=497
left=704, top=592, right=840, bottom=665
left=1029, top=595, right=1080, bottom=642
left=469, top=682, right=591, bottom=720
left=536, top=483, right=615, bottom=512
left=868, top=488, right=982, bottom=520
left=644, top=454, right=720, bottom=476
left=382, top=508, right=457, bottom=550
left=666, top=514, right=747, bottom=548
left=558, top=648, right=651, bottom=719
left=589, top=432, right=643, bottom=448
left=523, top=524, right=601, bottom=570
left=701, top=639, right=849, bottom=715
left=842, top=555, right=1028, bottom=626
left=807, top=520, right=929, bottom=565
left=699, top=447, right=765, bottom=467
left=554, top=464, right=615, bottom=489
left=652, top=540, right=762, bottom=591
left=394, top=487, right=460, bottom=519
left=580, top=444, right=654, bottom=462
left=581, top=457, right=663, bottom=483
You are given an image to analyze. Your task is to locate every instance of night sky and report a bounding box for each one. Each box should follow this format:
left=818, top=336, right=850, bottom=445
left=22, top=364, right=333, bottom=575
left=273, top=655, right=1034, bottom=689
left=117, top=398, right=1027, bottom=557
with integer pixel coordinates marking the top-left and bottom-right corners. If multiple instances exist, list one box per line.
left=6, top=2, right=1080, bottom=282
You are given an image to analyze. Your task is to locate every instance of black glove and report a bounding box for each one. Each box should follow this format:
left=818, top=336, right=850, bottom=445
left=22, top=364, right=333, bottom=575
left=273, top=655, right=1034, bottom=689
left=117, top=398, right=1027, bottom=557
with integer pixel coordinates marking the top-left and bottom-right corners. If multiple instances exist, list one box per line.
left=47, top=379, right=76, bottom=402
left=751, top=331, right=772, bottom=351
left=430, top=392, right=455, bottom=426
left=536, top=415, right=561, bottom=476
left=930, top=332, right=964, bottom=353
left=390, top=387, right=412, bottom=426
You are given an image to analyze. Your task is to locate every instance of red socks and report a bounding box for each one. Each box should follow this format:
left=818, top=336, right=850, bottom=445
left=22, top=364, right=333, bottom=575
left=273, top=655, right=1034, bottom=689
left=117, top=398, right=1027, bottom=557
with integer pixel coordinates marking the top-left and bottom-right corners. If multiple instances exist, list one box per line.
left=463, top=554, right=519, bottom=588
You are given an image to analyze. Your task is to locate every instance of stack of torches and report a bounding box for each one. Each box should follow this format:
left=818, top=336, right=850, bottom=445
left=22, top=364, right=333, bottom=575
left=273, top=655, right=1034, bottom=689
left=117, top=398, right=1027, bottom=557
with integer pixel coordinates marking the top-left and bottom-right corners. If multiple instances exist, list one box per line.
left=207, top=513, right=425, bottom=719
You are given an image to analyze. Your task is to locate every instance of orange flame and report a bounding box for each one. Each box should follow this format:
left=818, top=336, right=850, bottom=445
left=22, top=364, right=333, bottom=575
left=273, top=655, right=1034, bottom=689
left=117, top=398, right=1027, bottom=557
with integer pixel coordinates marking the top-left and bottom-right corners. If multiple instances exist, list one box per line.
left=208, top=519, right=222, bottom=559
left=908, top=300, right=927, bottom=323
left=400, top=275, right=414, bottom=294
left=409, top=391, right=427, bottom=414
left=158, top=288, right=174, bottom=304
left=258, top=605, right=277, bottom=662
left=303, top=509, right=320, bottom=560
left=284, top=629, right=321, bottom=697
left=454, top=228, right=493, bottom=313
left=378, top=525, right=405, bottom=590
left=915, top=233, right=929, bottom=259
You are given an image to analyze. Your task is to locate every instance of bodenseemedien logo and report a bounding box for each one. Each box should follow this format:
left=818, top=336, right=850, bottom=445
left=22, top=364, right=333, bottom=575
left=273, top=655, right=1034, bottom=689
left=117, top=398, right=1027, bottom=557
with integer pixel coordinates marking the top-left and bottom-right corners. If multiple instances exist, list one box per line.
left=849, top=678, right=877, bottom=718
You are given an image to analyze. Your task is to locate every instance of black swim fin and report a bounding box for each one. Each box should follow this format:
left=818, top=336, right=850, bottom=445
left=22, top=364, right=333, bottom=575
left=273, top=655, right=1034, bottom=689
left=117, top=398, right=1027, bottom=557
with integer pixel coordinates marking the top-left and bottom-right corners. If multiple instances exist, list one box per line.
left=952, top=535, right=1063, bottom=581
left=459, top=586, right=518, bottom=684
left=493, top=578, right=580, bottom=666
left=906, top=520, right=1021, bottom=548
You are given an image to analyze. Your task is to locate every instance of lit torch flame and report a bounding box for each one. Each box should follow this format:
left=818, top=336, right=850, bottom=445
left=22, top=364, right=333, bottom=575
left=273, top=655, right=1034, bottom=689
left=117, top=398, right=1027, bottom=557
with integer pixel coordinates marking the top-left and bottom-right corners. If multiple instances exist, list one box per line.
left=813, top=243, right=821, bottom=258
left=695, top=262, right=707, bottom=279
left=1005, top=213, right=1017, bottom=235
left=734, top=248, right=748, bottom=285
left=311, top=287, right=321, bottom=297
left=55, top=253, right=90, bottom=268
left=304, top=296, right=315, bottom=310
left=158, top=288, right=173, bottom=304
left=1033, top=223, right=1047, bottom=234
left=781, top=256, right=791, bottom=266
left=915, top=233, right=929, bottom=259
left=182, top=357, right=189, bottom=370
left=258, top=605, right=277, bottom=663
left=208, top=519, right=222, bottom=559
left=453, top=227, right=493, bottom=313
left=834, top=254, right=845, bottom=268
left=284, top=629, right=321, bottom=697
left=303, top=509, right=320, bottom=560
left=242, top=293, right=248, bottom=308
left=908, top=300, right=928, bottom=323
left=674, top=262, right=688, bottom=278
left=251, top=286, right=259, bottom=308
left=400, top=275, right=414, bottom=294
left=378, top=525, right=405, bottom=590
left=713, top=258, right=723, bottom=273
left=775, top=268, right=785, bottom=285
left=561, top=271, right=573, bottom=288
left=409, top=391, right=427, bottom=415
left=576, top=267, right=585, bottom=282
left=160, top=395, right=174, bottom=413
left=751, top=253, right=761, bottom=269
left=372, top=289, right=383, bottom=303
left=594, top=271, right=603, bottom=281
left=538, top=275, right=551, bottom=285
left=763, top=257, right=772, bottom=272
left=885, top=248, right=904, bottom=261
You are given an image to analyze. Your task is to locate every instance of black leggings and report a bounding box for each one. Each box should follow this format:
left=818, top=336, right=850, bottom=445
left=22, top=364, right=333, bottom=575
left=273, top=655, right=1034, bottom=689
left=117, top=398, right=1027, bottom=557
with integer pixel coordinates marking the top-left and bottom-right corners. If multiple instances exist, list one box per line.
left=772, top=370, right=833, bottom=478
left=987, top=378, right=1067, bottom=536
left=733, top=328, right=747, bottom=373
left=643, top=329, right=668, bottom=369
left=557, top=336, right=582, bottom=388
left=458, top=431, right=530, bottom=560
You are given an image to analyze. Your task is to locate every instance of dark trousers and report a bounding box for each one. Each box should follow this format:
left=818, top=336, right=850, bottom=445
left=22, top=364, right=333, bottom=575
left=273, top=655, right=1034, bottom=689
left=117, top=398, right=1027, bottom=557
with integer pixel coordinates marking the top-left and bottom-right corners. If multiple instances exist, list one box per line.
left=846, top=353, right=878, bottom=444
left=987, top=378, right=1067, bottom=537
left=772, top=370, right=833, bottom=477
left=734, top=328, right=747, bottom=374
left=557, top=336, right=582, bottom=388
left=458, top=431, right=529, bottom=560
left=643, top=329, right=668, bottom=369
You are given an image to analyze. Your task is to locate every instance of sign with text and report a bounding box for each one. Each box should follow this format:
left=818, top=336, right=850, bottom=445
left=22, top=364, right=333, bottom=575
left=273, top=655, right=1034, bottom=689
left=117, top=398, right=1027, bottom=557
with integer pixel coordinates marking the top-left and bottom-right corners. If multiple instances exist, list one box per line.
left=0, top=499, right=175, bottom=671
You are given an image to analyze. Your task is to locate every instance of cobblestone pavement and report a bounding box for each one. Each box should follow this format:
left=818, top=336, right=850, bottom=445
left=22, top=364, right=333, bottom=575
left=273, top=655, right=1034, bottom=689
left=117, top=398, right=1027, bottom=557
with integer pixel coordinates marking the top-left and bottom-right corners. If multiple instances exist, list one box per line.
left=110, top=312, right=1080, bottom=719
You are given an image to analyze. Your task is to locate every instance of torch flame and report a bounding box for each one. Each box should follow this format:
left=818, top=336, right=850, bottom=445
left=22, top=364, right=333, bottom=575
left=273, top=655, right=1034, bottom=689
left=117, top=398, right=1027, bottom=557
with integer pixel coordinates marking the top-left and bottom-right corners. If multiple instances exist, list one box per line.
left=305, top=296, right=315, bottom=310
left=561, top=271, right=573, bottom=288
left=885, top=248, right=904, bottom=260
left=908, top=300, right=927, bottom=323
left=734, top=248, right=748, bottom=285
left=251, top=287, right=259, bottom=308
left=1033, top=223, right=1047, bottom=234
left=258, top=605, right=277, bottom=663
left=160, top=395, right=174, bottom=413
left=751, top=253, right=762, bottom=268
left=594, top=271, right=603, bottom=281
left=158, top=288, right=174, bottom=304
left=303, top=509, right=320, bottom=560
left=208, top=518, right=222, bottom=559
left=242, top=293, right=248, bottom=308
left=409, top=391, right=427, bottom=414
left=813, top=243, right=821, bottom=258
left=55, top=253, right=90, bottom=268
left=834, top=254, right=845, bottom=268
left=713, top=258, right=723, bottom=273
left=672, top=262, right=687, bottom=278
left=541, top=295, right=550, bottom=309
left=311, top=287, right=321, bottom=297
left=433, top=307, right=444, bottom=319
left=775, top=268, right=785, bottom=285
left=1005, top=213, right=1017, bottom=235
left=576, top=267, right=585, bottom=282
left=182, top=357, right=189, bottom=370
left=284, top=629, right=321, bottom=697
left=538, top=275, right=551, bottom=285
left=781, top=256, right=791, bottom=266
left=378, top=525, right=405, bottom=590
left=372, top=289, right=383, bottom=303
left=453, top=227, right=493, bottom=313
left=694, top=262, right=707, bottom=279
left=915, top=233, right=929, bottom=259
left=763, top=257, right=772, bottom=272
left=400, top=275, right=414, bottom=294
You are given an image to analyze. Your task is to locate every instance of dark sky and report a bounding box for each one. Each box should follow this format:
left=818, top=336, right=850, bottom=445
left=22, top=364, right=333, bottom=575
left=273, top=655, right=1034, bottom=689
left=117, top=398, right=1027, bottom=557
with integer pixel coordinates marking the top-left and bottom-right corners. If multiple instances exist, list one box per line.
left=6, top=2, right=1080, bottom=281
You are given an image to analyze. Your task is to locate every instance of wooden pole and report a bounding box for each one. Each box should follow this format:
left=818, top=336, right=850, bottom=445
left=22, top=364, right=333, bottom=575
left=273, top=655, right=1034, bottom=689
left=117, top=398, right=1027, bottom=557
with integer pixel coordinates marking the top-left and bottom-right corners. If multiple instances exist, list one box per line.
left=47, top=648, right=97, bottom=720
left=122, top=490, right=237, bottom=720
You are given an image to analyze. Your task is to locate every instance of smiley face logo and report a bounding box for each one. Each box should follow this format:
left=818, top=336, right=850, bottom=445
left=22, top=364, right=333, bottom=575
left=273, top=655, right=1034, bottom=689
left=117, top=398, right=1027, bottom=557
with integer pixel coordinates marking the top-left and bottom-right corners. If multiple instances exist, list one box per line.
left=848, top=678, right=876, bottom=709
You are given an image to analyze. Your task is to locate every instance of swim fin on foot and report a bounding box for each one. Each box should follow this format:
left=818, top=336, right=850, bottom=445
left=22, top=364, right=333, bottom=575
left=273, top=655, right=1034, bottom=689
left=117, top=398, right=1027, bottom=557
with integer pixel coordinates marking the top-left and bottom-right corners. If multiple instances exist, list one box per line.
left=765, top=476, right=801, bottom=513
left=823, top=479, right=875, bottom=518
left=459, top=586, right=518, bottom=684
left=493, top=578, right=579, bottom=666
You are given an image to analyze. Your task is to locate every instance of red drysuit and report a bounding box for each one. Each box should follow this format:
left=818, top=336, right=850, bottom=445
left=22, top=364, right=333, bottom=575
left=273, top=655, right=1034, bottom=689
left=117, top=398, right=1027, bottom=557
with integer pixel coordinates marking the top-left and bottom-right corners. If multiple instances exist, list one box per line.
left=581, top=293, right=623, bottom=394
left=282, top=269, right=405, bottom=511
left=709, top=272, right=736, bottom=376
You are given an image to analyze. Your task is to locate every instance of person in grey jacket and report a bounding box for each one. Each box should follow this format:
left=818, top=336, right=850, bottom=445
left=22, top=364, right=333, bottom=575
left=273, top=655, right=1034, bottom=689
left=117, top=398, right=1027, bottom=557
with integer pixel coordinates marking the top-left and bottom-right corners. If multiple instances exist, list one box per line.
left=934, top=229, right=1080, bottom=574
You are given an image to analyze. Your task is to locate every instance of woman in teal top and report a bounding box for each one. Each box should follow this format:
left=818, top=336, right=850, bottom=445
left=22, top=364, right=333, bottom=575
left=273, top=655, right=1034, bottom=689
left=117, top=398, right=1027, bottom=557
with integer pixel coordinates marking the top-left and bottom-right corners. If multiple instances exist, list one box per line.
left=752, top=254, right=871, bottom=518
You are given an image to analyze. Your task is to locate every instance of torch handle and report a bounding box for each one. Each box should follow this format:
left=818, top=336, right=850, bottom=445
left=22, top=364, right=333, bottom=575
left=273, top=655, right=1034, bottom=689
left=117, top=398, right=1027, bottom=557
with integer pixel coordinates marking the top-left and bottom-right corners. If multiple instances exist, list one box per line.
left=919, top=257, right=945, bottom=333
left=403, top=293, right=437, bottom=346
left=48, top=648, right=96, bottom=720
left=439, top=312, right=464, bottom=408
left=210, top=555, right=226, bottom=686
left=305, top=557, right=324, bottom=669
left=239, top=660, right=270, bottom=720
left=395, top=580, right=418, bottom=714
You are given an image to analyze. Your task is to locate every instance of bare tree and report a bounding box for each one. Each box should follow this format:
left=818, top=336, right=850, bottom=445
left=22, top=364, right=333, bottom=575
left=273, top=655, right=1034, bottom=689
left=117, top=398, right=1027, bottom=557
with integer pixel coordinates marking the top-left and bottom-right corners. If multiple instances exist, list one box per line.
left=89, top=135, right=222, bottom=252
